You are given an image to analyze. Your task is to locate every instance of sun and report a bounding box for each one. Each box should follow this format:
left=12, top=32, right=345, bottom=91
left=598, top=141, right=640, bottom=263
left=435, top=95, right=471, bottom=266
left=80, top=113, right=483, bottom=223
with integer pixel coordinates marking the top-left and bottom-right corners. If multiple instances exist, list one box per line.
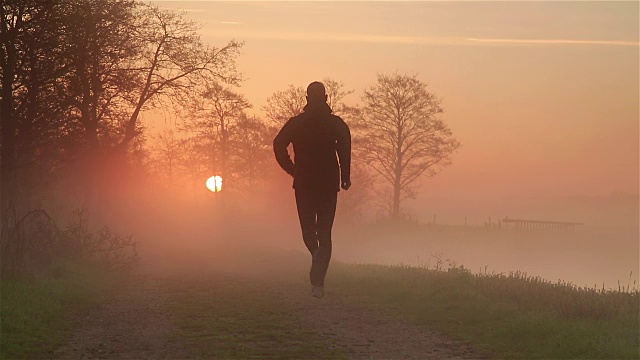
left=206, top=176, right=223, bottom=192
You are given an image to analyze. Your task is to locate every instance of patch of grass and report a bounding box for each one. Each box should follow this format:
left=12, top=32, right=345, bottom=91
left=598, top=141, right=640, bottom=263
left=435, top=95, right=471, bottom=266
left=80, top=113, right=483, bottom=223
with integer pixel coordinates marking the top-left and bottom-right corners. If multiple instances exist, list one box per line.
left=0, top=261, right=118, bottom=359
left=165, top=274, right=347, bottom=359
left=330, top=263, right=640, bottom=359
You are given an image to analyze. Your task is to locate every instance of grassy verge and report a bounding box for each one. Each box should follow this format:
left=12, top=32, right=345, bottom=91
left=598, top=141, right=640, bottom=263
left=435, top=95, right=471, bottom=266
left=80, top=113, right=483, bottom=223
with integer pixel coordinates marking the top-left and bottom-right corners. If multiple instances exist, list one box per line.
left=0, top=261, right=118, bottom=359
left=165, top=274, right=347, bottom=359
left=330, top=262, right=640, bottom=359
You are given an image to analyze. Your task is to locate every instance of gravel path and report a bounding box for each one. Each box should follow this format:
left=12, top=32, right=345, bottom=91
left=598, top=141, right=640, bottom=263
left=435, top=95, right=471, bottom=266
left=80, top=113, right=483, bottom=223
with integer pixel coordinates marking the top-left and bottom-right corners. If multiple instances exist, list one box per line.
left=275, top=283, right=484, bottom=360
left=53, top=276, right=182, bottom=359
left=52, top=271, right=485, bottom=359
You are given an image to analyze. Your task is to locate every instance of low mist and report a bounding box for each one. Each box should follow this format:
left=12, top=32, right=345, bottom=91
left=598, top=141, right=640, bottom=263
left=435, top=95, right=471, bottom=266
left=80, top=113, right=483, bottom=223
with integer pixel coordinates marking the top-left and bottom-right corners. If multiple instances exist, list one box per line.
left=55, top=165, right=637, bottom=291
left=2, top=0, right=637, bottom=296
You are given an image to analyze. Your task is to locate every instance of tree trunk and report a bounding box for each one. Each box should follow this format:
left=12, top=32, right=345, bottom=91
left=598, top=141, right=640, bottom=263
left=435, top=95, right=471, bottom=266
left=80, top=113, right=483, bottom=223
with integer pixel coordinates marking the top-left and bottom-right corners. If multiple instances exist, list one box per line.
left=392, top=123, right=403, bottom=221
left=392, top=179, right=401, bottom=221
left=0, top=8, right=19, bottom=275
left=221, top=119, right=228, bottom=180
left=1, top=11, right=18, bottom=215
left=392, top=146, right=402, bottom=221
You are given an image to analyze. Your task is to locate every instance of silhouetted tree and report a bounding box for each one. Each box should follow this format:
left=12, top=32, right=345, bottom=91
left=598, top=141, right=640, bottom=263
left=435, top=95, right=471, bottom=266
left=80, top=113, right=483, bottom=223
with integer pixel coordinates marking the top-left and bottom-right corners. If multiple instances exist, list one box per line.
left=150, top=129, right=184, bottom=185
left=336, top=161, right=376, bottom=222
left=263, top=78, right=358, bottom=126
left=1, top=0, right=74, bottom=210
left=264, top=85, right=306, bottom=126
left=1, top=0, right=83, bottom=274
left=264, top=79, right=375, bottom=220
left=185, top=82, right=251, bottom=187
left=322, top=78, right=360, bottom=118
left=232, top=115, right=275, bottom=190
left=118, top=5, right=243, bottom=149
left=61, top=1, right=243, bottom=152
left=180, top=137, right=210, bottom=198
left=0, top=0, right=243, bottom=273
left=52, top=0, right=243, bottom=210
left=359, top=73, right=460, bottom=221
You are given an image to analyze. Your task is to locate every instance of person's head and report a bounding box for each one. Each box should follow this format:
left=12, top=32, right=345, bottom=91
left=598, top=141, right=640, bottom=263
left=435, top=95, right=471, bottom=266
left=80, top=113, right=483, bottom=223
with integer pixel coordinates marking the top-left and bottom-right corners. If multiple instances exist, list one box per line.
left=306, top=81, right=327, bottom=105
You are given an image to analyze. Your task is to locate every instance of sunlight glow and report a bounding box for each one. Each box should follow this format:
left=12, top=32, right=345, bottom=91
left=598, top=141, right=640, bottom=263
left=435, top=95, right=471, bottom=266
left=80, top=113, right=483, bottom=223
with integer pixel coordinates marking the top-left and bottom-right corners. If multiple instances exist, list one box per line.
left=206, top=176, right=223, bottom=193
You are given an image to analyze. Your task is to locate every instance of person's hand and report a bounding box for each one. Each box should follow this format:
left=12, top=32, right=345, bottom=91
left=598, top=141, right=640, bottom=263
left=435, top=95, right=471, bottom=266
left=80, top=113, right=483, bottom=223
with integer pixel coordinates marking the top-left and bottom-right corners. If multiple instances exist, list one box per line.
left=341, top=180, right=351, bottom=190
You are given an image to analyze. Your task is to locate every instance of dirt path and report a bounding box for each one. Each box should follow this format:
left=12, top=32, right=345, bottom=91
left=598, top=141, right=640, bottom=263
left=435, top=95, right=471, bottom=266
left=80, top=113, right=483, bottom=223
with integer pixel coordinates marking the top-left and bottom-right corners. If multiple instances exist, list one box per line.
left=273, top=283, right=484, bottom=360
left=53, top=275, right=182, bottom=359
left=53, top=271, right=485, bottom=359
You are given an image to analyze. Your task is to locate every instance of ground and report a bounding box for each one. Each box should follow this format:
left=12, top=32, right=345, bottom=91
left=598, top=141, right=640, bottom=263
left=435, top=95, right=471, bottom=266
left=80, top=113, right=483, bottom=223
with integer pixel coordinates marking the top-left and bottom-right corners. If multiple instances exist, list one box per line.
left=51, top=258, right=485, bottom=360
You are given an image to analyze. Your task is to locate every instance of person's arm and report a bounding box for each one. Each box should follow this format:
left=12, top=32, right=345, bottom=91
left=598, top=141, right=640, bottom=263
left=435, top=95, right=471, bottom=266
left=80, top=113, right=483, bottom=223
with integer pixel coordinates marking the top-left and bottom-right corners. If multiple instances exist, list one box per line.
left=273, top=119, right=296, bottom=176
left=336, top=118, right=351, bottom=189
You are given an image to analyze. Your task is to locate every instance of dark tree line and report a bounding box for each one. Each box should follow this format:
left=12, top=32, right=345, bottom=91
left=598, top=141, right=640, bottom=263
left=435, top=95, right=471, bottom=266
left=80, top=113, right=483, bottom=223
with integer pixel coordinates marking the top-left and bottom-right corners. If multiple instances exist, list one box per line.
left=1, top=0, right=460, bottom=274
left=1, top=0, right=242, bottom=206
left=0, top=0, right=243, bottom=274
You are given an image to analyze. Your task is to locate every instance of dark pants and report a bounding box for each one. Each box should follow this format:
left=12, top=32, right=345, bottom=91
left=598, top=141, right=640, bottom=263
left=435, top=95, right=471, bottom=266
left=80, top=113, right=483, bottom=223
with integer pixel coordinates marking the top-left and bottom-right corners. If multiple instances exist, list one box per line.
left=295, top=188, right=338, bottom=287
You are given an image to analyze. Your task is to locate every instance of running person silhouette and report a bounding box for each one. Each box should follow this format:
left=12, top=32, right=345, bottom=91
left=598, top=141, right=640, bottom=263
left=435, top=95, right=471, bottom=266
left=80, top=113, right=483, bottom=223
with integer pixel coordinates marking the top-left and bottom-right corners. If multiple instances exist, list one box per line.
left=273, top=81, right=351, bottom=298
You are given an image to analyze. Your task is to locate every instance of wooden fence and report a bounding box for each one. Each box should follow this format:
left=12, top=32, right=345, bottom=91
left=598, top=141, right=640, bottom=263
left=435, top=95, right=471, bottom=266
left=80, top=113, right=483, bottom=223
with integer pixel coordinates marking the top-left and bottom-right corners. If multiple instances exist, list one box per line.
left=502, top=218, right=583, bottom=232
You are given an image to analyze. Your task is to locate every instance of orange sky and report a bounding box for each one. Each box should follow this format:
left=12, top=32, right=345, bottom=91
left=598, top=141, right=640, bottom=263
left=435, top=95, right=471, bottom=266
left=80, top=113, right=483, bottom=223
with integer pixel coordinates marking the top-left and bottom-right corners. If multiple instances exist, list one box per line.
left=150, top=1, right=638, bottom=220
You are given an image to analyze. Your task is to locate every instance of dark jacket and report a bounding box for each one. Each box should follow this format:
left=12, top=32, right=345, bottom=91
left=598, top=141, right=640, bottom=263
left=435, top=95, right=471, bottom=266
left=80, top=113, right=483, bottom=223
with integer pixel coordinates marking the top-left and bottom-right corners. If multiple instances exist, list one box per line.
left=273, top=102, right=351, bottom=192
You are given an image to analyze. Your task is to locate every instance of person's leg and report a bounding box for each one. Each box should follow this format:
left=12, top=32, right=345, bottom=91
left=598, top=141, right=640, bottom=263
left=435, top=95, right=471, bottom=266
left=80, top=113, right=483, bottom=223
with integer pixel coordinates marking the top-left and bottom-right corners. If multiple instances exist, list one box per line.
left=310, top=190, right=338, bottom=288
left=294, top=189, right=318, bottom=256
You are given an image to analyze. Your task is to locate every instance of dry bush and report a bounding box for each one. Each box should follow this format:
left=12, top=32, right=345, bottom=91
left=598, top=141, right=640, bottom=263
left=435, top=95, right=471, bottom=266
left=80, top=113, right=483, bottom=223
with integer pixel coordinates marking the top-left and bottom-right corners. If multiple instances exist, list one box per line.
left=1, top=208, right=138, bottom=276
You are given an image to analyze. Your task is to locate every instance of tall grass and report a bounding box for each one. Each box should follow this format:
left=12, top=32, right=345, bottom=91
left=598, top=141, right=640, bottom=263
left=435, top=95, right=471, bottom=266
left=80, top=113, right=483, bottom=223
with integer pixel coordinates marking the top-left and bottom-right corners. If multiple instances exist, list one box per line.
left=1, top=210, right=137, bottom=358
left=330, top=261, right=640, bottom=359
left=0, top=261, right=118, bottom=359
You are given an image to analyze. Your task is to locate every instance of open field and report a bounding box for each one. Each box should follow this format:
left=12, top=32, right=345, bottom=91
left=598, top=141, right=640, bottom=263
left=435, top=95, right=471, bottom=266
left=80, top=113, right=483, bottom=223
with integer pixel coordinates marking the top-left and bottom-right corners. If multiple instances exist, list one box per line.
left=2, top=249, right=638, bottom=359
left=334, top=222, right=640, bottom=291
left=2, top=1, right=638, bottom=359
left=0, top=262, right=118, bottom=359
left=331, top=262, right=639, bottom=359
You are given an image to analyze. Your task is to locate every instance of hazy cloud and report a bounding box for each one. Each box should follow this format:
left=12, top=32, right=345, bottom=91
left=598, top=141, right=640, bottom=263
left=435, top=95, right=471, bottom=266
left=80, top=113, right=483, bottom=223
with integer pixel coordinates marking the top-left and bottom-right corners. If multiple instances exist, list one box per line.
left=159, top=7, right=210, bottom=13
left=202, top=29, right=640, bottom=48
left=201, top=29, right=459, bottom=45
left=466, top=38, right=640, bottom=47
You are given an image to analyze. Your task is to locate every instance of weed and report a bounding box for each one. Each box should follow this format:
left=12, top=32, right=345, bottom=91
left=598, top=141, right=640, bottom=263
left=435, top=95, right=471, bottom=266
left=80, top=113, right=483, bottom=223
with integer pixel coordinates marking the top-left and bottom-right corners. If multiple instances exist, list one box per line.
left=330, top=261, right=640, bottom=359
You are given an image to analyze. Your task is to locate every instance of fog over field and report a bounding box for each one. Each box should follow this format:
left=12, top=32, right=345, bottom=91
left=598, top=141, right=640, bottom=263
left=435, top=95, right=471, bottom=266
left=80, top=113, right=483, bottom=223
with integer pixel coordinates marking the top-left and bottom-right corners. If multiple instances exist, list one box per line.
left=90, top=0, right=635, bottom=289
left=6, top=0, right=636, bottom=286
left=79, top=175, right=637, bottom=291
left=2, top=1, right=638, bottom=358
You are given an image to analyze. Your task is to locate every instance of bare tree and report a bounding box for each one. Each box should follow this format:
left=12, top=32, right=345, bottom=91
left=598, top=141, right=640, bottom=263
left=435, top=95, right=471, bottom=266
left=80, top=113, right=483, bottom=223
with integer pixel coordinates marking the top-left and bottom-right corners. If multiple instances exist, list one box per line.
left=1, top=0, right=75, bottom=209
left=46, top=0, right=245, bottom=210
left=322, top=78, right=359, bottom=118
left=359, top=73, right=460, bottom=221
left=150, top=129, right=184, bottom=185
left=185, top=82, right=251, bottom=185
left=263, top=85, right=306, bottom=126
left=61, top=1, right=243, bottom=151
left=118, top=5, right=243, bottom=149
left=336, top=161, right=376, bottom=222
left=1, top=0, right=81, bottom=274
left=232, top=115, right=275, bottom=190
left=264, top=79, right=376, bottom=220
left=1, top=0, right=244, bottom=273
left=263, top=78, right=358, bottom=126
left=180, top=137, right=210, bottom=198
